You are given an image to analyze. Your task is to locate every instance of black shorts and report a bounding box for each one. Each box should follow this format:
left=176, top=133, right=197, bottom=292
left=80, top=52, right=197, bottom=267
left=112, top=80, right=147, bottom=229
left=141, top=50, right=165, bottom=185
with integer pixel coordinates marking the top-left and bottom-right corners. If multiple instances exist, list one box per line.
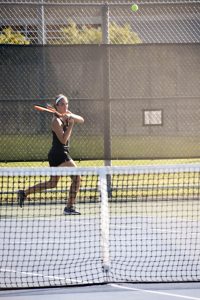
left=48, top=149, right=72, bottom=167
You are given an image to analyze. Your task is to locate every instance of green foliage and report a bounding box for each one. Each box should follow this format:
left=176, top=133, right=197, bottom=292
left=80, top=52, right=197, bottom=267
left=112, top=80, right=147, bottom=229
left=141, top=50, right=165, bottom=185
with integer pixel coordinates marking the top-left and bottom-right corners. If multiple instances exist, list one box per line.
left=58, top=21, right=141, bottom=44
left=109, top=23, right=141, bottom=44
left=59, top=23, right=101, bottom=44
left=0, top=27, right=30, bottom=45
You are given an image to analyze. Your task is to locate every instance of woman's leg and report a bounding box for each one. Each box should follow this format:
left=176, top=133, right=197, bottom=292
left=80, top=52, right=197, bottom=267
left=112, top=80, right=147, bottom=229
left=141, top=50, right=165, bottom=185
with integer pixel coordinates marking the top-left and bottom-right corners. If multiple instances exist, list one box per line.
left=58, top=160, right=81, bottom=211
left=25, top=176, right=60, bottom=196
left=18, top=176, right=60, bottom=207
left=18, top=160, right=81, bottom=213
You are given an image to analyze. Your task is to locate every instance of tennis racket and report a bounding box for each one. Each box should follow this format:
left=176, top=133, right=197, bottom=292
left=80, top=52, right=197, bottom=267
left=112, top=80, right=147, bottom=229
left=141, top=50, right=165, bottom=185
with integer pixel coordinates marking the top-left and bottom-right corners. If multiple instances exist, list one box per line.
left=34, top=104, right=63, bottom=117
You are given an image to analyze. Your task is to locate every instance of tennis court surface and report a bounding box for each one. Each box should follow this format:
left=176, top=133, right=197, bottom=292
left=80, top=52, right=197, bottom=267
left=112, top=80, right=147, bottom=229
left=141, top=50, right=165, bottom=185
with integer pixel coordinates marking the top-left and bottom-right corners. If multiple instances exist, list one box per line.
left=0, top=164, right=200, bottom=295
left=1, top=283, right=200, bottom=300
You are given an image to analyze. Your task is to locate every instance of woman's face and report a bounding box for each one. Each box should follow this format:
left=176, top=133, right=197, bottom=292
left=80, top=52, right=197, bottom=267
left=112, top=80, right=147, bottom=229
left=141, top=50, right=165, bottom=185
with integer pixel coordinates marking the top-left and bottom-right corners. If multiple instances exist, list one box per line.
left=56, top=97, right=69, bottom=113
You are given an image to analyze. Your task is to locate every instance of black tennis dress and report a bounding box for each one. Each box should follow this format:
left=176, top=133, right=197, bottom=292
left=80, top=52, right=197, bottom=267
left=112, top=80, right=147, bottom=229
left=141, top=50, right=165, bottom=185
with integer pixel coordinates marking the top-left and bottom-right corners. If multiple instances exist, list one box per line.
left=48, top=119, right=72, bottom=167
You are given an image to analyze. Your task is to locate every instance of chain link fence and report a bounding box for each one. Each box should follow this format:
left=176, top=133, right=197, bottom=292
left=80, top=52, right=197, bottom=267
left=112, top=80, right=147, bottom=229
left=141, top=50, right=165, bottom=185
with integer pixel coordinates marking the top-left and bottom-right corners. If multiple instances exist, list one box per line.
left=1, top=44, right=200, bottom=164
left=0, top=1, right=200, bottom=166
left=1, top=1, right=200, bottom=44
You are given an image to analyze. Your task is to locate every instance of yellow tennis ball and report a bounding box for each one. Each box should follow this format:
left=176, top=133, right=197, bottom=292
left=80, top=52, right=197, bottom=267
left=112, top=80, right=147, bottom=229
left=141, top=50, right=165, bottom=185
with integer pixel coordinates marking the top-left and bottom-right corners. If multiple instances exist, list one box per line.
left=131, top=4, right=138, bottom=12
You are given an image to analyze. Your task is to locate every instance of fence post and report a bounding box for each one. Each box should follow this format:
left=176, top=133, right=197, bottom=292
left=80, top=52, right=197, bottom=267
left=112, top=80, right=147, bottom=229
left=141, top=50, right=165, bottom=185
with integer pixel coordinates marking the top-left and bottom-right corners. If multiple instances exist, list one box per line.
left=38, top=0, right=46, bottom=45
left=102, top=4, right=112, bottom=196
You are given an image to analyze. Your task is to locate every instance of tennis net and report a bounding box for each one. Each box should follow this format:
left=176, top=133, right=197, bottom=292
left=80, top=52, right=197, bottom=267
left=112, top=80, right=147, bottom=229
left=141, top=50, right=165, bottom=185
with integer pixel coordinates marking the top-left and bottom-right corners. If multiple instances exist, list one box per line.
left=0, top=164, right=200, bottom=288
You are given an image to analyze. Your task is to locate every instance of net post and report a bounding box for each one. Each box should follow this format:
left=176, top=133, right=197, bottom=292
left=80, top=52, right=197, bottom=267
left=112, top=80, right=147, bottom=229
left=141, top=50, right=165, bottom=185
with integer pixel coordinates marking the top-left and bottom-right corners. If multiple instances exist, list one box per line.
left=99, top=168, right=110, bottom=275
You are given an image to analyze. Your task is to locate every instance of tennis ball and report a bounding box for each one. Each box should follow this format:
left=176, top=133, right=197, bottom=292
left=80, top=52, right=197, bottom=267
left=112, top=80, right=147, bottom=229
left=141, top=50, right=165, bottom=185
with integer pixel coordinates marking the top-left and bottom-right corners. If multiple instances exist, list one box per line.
left=131, top=4, right=138, bottom=12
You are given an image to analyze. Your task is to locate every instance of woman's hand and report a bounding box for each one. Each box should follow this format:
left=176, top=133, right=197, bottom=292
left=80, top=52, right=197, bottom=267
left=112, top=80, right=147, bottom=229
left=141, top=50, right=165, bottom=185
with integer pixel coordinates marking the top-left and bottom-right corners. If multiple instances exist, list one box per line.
left=68, top=116, right=74, bottom=127
left=62, top=112, right=72, bottom=123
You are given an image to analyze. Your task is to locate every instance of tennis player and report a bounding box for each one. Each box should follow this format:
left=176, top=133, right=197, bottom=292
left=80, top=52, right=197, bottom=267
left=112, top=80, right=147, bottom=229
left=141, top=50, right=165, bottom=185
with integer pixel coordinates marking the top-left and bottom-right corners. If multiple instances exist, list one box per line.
left=18, top=94, right=84, bottom=215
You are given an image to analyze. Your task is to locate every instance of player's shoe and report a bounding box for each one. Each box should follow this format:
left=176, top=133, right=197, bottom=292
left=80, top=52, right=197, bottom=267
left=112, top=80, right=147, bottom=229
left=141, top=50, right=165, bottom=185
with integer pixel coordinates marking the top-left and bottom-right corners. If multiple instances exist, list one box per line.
left=63, top=207, right=81, bottom=215
left=17, top=190, right=26, bottom=208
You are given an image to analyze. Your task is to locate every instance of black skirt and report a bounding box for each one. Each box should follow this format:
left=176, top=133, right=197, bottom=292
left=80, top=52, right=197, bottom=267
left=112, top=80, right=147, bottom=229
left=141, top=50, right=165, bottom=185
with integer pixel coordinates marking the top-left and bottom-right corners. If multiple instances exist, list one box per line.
left=48, top=148, right=72, bottom=167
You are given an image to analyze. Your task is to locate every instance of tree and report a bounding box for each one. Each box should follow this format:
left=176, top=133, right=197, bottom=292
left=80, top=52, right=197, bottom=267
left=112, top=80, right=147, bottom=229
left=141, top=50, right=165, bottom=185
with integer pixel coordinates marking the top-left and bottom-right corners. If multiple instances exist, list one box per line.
left=0, top=27, right=30, bottom=45
left=57, top=21, right=141, bottom=44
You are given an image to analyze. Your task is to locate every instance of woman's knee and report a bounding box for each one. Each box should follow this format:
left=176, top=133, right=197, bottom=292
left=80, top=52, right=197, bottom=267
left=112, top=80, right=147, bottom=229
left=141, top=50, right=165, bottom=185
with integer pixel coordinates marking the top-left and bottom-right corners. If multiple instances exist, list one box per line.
left=71, top=175, right=81, bottom=188
left=49, top=176, right=59, bottom=188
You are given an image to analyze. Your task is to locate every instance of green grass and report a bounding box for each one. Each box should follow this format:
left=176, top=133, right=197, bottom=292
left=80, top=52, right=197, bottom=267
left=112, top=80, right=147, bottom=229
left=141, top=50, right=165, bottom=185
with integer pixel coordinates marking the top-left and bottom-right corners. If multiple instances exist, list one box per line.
left=1, top=134, right=200, bottom=165
left=1, top=167, right=200, bottom=206
left=1, top=163, right=200, bottom=222
left=1, top=146, right=200, bottom=217
left=1, top=158, right=200, bottom=167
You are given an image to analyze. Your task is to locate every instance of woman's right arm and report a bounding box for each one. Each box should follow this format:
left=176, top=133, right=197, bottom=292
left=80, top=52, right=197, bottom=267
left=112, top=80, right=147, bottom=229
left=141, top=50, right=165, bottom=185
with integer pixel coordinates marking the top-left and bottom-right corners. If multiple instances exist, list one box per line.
left=69, top=113, right=84, bottom=124
left=64, top=111, right=84, bottom=124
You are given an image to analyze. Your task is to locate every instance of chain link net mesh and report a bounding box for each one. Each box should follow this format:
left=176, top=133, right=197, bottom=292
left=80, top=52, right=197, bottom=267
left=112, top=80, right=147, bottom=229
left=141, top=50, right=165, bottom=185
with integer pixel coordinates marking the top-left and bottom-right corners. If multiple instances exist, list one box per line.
left=0, top=1, right=200, bottom=166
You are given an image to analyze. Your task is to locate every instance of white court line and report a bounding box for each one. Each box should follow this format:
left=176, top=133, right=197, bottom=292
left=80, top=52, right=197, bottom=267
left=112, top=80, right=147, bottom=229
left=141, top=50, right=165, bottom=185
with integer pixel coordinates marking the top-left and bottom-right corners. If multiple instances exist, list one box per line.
left=110, top=284, right=200, bottom=300
left=0, top=268, right=83, bottom=284
left=111, top=224, right=178, bottom=233
left=110, top=224, right=199, bottom=234
left=0, top=217, right=97, bottom=223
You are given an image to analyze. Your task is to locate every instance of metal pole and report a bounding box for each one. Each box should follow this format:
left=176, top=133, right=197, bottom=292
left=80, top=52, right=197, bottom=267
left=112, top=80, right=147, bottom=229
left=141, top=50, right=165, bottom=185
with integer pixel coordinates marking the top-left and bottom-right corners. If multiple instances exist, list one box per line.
left=37, top=0, right=46, bottom=45
left=38, top=1, right=46, bottom=132
left=102, top=4, right=112, bottom=198
left=102, top=4, right=111, bottom=167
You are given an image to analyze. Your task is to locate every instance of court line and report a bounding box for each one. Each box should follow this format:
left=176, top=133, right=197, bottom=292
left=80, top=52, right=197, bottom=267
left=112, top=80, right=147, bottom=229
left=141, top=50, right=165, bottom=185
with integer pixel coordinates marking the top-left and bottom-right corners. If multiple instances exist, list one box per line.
left=110, top=284, right=200, bottom=300
left=0, top=268, right=83, bottom=284
left=111, top=224, right=182, bottom=233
